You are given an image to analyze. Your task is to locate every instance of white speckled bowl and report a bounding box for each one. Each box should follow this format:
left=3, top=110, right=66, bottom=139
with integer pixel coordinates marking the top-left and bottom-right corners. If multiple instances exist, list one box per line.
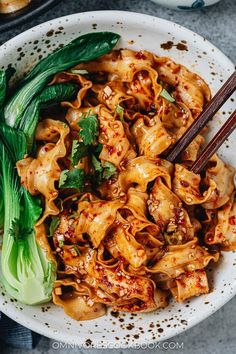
left=0, top=10, right=235, bottom=348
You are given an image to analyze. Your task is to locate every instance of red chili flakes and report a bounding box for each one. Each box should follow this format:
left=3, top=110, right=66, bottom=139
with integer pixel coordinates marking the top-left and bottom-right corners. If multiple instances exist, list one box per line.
left=180, top=180, right=189, bottom=187
left=135, top=52, right=147, bottom=60
left=229, top=216, right=236, bottom=225
left=107, top=145, right=116, bottom=155
left=177, top=110, right=184, bottom=117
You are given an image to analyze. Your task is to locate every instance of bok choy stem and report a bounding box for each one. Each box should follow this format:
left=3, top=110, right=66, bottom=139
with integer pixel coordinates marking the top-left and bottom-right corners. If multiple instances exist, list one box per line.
left=0, top=128, right=56, bottom=304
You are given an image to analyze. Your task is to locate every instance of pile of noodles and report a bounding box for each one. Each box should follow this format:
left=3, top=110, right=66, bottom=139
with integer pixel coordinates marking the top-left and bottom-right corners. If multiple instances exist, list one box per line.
left=16, top=49, right=236, bottom=320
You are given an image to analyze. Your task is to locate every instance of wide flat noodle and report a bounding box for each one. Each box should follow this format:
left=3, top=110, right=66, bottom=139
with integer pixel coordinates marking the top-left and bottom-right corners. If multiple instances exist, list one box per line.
left=131, top=115, right=174, bottom=157
left=203, top=155, right=235, bottom=209
left=205, top=193, right=236, bottom=250
left=53, top=278, right=106, bottom=320
left=51, top=71, right=93, bottom=109
left=16, top=119, right=69, bottom=222
left=148, top=238, right=219, bottom=278
left=118, top=156, right=173, bottom=192
left=98, top=106, right=136, bottom=169
left=173, top=164, right=217, bottom=206
left=170, top=269, right=209, bottom=302
left=83, top=250, right=168, bottom=312
left=154, top=56, right=211, bottom=117
left=75, top=199, right=124, bottom=247
left=148, top=178, right=194, bottom=243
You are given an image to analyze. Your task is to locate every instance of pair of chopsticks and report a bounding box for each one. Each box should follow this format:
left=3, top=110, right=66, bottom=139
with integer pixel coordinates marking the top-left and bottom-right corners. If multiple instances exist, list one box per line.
left=163, top=71, right=236, bottom=174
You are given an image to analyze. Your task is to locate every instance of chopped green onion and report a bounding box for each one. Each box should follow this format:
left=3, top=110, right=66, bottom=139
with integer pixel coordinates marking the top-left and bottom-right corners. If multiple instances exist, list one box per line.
left=72, top=245, right=81, bottom=256
left=58, top=240, right=64, bottom=247
left=160, top=88, right=175, bottom=103
left=70, top=69, right=89, bottom=75
left=115, top=104, right=124, bottom=122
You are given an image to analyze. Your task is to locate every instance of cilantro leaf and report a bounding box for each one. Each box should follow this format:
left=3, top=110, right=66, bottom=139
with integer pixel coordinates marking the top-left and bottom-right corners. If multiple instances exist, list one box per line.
left=49, top=216, right=60, bottom=237
left=92, top=154, right=103, bottom=172
left=91, top=154, right=103, bottom=183
left=94, top=143, right=103, bottom=155
left=78, top=111, right=99, bottom=145
left=71, top=140, right=88, bottom=166
left=103, top=161, right=117, bottom=179
left=160, top=88, right=175, bottom=103
left=91, top=155, right=116, bottom=181
left=115, top=104, right=124, bottom=121
left=59, top=169, right=85, bottom=190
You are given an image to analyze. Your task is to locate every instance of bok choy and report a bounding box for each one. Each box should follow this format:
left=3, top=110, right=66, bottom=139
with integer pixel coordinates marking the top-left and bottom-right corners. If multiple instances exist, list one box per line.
left=4, top=32, right=120, bottom=128
left=0, top=126, right=56, bottom=304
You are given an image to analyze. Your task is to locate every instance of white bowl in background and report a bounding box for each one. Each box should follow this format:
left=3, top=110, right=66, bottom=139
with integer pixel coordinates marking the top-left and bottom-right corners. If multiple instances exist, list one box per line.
left=0, top=10, right=235, bottom=348
left=150, top=0, right=221, bottom=10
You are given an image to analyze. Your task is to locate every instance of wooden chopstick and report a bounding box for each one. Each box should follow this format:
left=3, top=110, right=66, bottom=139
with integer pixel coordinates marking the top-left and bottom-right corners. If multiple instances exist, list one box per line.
left=190, top=109, right=236, bottom=174
left=164, top=70, right=236, bottom=163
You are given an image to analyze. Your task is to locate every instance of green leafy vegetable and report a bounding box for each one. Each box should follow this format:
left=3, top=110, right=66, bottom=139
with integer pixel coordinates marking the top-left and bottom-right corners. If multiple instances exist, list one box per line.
left=160, top=88, right=175, bottom=103
left=94, top=143, right=103, bottom=155
left=49, top=216, right=60, bottom=237
left=78, top=111, right=99, bottom=145
left=71, top=140, right=88, bottom=166
left=70, top=69, right=89, bottom=75
left=59, top=169, right=85, bottom=190
left=0, top=67, right=16, bottom=121
left=0, top=70, right=7, bottom=108
left=0, top=130, right=56, bottom=305
left=0, top=176, right=3, bottom=233
left=22, top=32, right=120, bottom=84
left=4, top=32, right=120, bottom=128
left=72, top=245, right=81, bottom=256
left=58, top=240, right=64, bottom=247
left=115, top=104, right=124, bottom=121
left=92, top=154, right=103, bottom=174
left=17, top=83, right=78, bottom=151
left=103, top=161, right=117, bottom=179
left=92, top=155, right=116, bottom=181
left=0, top=122, right=27, bottom=163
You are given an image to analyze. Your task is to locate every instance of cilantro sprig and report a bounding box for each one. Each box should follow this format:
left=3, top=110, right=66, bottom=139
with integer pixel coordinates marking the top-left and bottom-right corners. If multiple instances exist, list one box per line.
left=78, top=111, right=99, bottom=145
